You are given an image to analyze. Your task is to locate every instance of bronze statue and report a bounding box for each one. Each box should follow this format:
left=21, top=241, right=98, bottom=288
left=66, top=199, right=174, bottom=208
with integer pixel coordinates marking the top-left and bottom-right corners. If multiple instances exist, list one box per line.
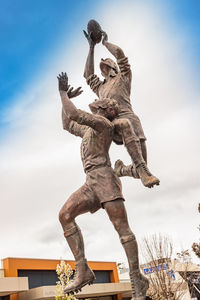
left=83, top=21, right=160, bottom=188
left=58, top=72, right=149, bottom=299
left=57, top=20, right=161, bottom=300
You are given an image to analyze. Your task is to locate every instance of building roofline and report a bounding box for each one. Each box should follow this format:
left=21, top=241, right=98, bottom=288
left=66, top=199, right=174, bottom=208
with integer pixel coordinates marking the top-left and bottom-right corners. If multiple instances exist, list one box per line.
left=2, top=257, right=117, bottom=263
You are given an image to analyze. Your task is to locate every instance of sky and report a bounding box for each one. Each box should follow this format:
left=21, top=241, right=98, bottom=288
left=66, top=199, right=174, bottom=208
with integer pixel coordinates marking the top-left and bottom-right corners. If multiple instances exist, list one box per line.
left=0, top=0, right=200, bottom=267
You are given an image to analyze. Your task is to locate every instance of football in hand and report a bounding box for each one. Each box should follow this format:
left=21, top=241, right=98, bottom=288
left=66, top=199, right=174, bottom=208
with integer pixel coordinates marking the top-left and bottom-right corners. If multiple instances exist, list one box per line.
left=87, top=19, right=102, bottom=44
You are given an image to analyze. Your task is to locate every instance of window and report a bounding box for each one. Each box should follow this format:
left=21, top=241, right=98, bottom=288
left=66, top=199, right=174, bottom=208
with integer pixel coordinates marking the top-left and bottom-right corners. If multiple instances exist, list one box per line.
left=18, top=269, right=111, bottom=289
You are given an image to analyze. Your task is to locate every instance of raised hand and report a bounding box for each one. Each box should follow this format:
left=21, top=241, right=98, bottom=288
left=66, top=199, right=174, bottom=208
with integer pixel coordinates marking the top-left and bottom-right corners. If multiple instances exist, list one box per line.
left=83, top=30, right=96, bottom=48
left=57, top=72, right=83, bottom=98
left=67, top=86, right=83, bottom=99
left=101, top=31, right=108, bottom=45
left=57, top=72, right=69, bottom=91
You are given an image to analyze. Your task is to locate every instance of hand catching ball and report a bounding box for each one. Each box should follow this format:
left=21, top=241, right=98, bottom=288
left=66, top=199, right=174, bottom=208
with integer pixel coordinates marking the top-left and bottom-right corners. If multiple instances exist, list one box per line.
left=87, top=19, right=103, bottom=44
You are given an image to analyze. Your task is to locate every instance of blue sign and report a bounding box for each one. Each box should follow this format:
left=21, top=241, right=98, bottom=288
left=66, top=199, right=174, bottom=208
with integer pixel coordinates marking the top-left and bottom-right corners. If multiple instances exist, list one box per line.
left=143, top=263, right=176, bottom=280
left=143, top=263, right=169, bottom=275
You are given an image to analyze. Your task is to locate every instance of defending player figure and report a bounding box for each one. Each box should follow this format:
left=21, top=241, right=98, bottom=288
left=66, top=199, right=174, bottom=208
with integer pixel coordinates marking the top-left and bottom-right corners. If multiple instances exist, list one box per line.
left=58, top=72, right=149, bottom=300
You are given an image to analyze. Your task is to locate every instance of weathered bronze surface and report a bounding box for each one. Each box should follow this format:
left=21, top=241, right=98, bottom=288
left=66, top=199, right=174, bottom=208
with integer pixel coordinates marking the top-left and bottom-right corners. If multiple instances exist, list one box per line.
left=87, top=19, right=102, bottom=44
left=57, top=20, right=160, bottom=299
left=84, top=22, right=159, bottom=189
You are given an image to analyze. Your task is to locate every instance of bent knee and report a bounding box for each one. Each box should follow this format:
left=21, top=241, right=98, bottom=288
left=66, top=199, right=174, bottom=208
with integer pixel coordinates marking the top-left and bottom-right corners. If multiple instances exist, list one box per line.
left=58, top=206, right=72, bottom=225
left=114, top=118, right=132, bottom=131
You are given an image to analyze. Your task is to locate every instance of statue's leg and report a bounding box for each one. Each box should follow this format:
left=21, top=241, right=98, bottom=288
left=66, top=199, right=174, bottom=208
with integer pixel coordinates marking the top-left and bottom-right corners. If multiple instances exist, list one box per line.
left=140, top=139, right=147, bottom=164
left=113, top=118, right=159, bottom=188
left=114, top=159, right=139, bottom=178
left=59, top=184, right=97, bottom=293
left=103, top=199, right=149, bottom=300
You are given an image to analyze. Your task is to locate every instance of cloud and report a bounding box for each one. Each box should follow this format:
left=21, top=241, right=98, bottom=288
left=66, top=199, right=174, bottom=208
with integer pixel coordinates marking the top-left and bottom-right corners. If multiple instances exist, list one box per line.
left=0, top=1, right=200, bottom=264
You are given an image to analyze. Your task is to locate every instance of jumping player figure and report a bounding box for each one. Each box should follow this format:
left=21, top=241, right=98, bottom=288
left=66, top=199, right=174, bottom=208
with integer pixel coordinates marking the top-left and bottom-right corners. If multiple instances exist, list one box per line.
left=83, top=28, right=160, bottom=188
left=58, top=73, right=149, bottom=299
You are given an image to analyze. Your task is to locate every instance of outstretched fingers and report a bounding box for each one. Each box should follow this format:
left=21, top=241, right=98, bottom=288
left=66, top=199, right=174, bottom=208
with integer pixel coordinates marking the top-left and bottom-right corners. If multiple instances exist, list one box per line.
left=72, top=87, right=83, bottom=97
left=83, top=29, right=95, bottom=47
left=57, top=72, right=68, bottom=79
left=83, top=30, right=89, bottom=39
left=101, top=31, right=108, bottom=45
left=57, top=72, right=82, bottom=97
left=57, top=72, right=69, bottom=91
left=68, top=86, right=83, bottom=98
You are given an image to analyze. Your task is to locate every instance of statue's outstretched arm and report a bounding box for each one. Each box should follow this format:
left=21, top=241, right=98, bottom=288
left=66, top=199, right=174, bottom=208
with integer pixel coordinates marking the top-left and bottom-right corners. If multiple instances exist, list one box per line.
left=58, top=72, right=83, bottom=121
left=102, top=31, right=125, bottom=60
left=58, top=73, right=87, bottom=138
left=61, top=108, right=87, bottom=138
left=58, top=73, right=105, bottom=133
left=83, top=30, right=96, bottom=79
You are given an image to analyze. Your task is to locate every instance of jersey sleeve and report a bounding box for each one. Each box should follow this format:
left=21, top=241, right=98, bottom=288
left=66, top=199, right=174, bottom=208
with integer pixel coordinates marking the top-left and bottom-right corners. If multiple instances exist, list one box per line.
left=86, top=74, right=103, bottom=96
left=62, top=110, right=88, bottom=138
left=67, top=120, right=88, bottom=138
left=117, top=56, right=131, bottom=78
left=76, top=109, right=112, bottom=132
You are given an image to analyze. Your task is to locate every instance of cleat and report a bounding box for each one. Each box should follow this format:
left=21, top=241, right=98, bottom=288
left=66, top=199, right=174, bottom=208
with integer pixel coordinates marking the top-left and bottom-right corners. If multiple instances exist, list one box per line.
left=130, top=272, right=149, bottom=300
left=64, top=258, right=95, bottom=294
left=136, top=163, right=160, bottom=188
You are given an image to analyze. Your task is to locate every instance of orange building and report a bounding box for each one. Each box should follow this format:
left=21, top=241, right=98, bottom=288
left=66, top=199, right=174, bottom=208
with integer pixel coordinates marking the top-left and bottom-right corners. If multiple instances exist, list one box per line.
left=0, top=257, right=132, bottom=300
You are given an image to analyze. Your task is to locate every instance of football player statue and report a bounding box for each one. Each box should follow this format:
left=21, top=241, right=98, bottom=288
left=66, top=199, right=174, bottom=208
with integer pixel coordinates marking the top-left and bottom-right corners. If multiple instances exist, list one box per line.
left=58, top=72, right=149, bottom=300
left=83, top=20, right=160, bottom=188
